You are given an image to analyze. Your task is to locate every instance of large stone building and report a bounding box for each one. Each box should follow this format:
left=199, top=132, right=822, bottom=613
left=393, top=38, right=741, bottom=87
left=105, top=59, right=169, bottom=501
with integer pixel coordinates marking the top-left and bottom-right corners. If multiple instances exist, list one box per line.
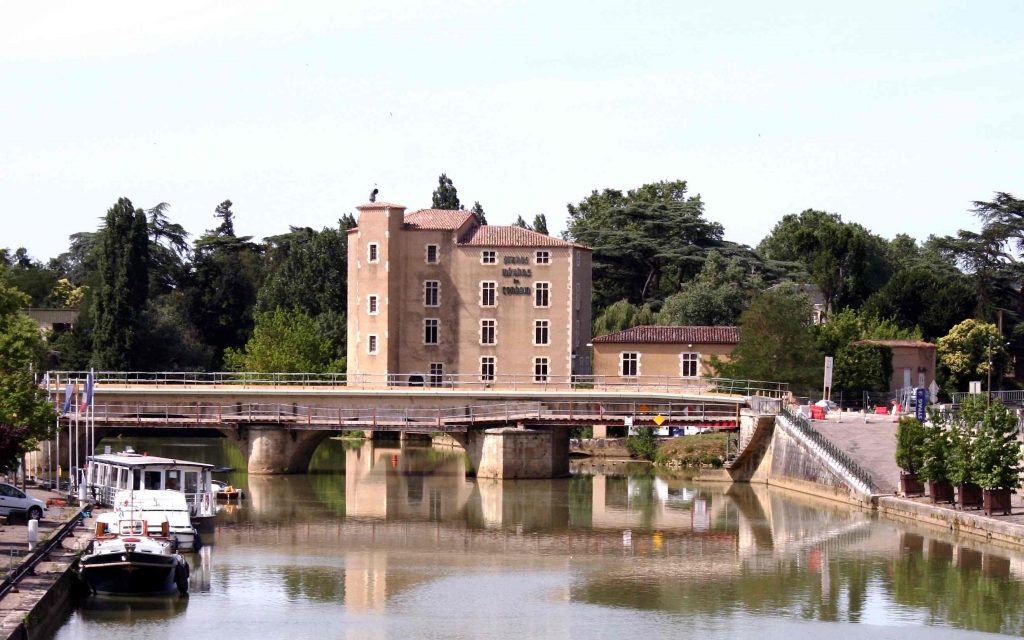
left=346, top=202, right=593, bottom=385
left=592, top=325, right=739, bottom=380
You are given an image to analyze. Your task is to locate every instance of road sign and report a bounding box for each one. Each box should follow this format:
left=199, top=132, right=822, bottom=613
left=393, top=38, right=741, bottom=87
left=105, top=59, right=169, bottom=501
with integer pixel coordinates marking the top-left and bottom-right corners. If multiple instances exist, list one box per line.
left=929, top=380, right=939, bottom=404
left=823, top=357, right=834, bottom=389
left=915, top=387, right=926, bottom=421
left=639, top=404, right=650, bottom=414
left=653, top=414, right=665, bottom=426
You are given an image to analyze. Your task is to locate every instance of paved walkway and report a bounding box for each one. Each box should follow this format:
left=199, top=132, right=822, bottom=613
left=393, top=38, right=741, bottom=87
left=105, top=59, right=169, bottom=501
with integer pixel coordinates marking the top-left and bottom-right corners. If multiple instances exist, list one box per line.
left=811, top=413, right=900, bottom=494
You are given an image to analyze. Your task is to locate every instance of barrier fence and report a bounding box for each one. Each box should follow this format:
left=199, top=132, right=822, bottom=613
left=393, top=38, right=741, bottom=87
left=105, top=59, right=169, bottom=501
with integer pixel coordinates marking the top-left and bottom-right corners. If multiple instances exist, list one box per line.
left=779, top=406, right=875, bottom=493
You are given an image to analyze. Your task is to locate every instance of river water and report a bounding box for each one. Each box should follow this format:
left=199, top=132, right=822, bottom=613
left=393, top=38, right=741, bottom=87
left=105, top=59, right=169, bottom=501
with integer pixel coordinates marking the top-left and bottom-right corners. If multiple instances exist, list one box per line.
left=53, top=437, right=1024, bottom=639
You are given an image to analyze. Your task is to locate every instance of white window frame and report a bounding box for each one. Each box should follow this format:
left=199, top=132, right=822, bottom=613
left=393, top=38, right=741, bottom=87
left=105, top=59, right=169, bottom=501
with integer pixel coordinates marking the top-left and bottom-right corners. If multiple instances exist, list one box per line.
left=367, top=295, right=379, bottom=315
left=535, top=250, right=550, bottom=265
left=424, top=280, right=440, bottom=307
left=480, top=281, right=497, bottom=307
left=480, top=250, right=497, bottom=265
left=367, top=334, right=379, bottom=355
left=423, top=318, right=439, bottom=345
left=620, top=352, right=640, bottom=377
left=429, top=363, right=444, bottom=387
left=367, top=243, right=379, bottom=263
left=680, top=352, right=700, bottom=378
left=480, top=356, right=496, bottom=382
left=534, top=281, right=550, bottom=308
left=480, top=319, right=497, bottom=346
left=425, top=244, right=439, bottom=264
left=533, top=357, right=549, bottom=383
left=534, top=319, right=550, bottom=346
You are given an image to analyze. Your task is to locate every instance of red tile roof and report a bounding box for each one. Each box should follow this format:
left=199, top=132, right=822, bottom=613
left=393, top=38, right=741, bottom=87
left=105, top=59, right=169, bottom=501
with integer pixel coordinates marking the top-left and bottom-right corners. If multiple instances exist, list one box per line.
left=592, top=326, right=740, bottom=344
left=403, top=209, right=477, bottom=230
left=458, top=225, right=589, bottom=249
left=851, top=339, right=936, bottom=349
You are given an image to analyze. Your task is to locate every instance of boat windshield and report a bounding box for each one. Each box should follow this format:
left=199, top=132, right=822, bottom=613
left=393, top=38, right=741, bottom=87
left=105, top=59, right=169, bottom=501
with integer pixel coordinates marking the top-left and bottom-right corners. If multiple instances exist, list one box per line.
left=119, top=520, right=145, bottom=536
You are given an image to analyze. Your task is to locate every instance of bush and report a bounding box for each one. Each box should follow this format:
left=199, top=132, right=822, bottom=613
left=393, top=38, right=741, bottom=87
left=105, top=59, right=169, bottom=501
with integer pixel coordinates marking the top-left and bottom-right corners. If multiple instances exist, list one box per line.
left=973, top=401, right=1022, bottom=490
left=895, top=416, right=926, bottom=474
left=920, top=408, right=950, bottom=484
left=626, top=427, right=658, bottom=461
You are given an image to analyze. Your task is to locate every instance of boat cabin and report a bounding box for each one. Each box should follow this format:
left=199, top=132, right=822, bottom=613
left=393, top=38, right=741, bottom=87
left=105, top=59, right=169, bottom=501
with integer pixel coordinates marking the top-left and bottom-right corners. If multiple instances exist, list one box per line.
left=85, top=449, right=215, bottom=519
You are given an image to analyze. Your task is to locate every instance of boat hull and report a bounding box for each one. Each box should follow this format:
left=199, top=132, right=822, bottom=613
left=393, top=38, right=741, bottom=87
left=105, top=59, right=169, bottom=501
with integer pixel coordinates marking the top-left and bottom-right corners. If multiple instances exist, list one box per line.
left=81, top=552, right=179, bottom=595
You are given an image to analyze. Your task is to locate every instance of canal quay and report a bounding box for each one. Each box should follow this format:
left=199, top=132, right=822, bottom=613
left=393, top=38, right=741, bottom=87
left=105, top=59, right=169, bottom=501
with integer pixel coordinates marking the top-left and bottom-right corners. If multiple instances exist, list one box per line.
left=15, top=436, right=1024, bottom=639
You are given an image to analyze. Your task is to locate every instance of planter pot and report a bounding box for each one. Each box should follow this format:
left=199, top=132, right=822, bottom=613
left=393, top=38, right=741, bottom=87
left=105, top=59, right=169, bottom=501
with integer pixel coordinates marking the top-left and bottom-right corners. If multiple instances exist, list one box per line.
left=957, top=483, right=983, bottom=510
left=928, top=480, right=954, bottom=504
left=983, top=488, right=1013, bottom=516
left=900, top=473, right=925, bottom=497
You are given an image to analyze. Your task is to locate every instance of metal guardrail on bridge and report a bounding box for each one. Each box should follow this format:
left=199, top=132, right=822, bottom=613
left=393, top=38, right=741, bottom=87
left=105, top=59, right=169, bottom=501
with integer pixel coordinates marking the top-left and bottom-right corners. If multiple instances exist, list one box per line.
left=950, top=390, right=1024, bottom=405
left=44, top=371, right=788, bottom=398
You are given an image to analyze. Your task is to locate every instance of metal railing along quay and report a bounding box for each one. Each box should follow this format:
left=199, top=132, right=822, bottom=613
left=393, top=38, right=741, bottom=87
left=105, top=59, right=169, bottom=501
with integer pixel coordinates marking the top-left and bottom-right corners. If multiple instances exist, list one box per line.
left=951, top=390, right=1024, bottom=406
left=0, top=505, right=89, bottom=601
left=44, top=371, right=788, bottom=398
left=780, top=407, right=876, bottom=493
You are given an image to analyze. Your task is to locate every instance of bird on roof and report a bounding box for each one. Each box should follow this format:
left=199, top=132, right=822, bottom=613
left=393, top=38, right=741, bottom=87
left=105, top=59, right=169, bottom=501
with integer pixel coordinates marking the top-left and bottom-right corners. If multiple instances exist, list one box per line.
left=369, top=187, right=378, bottom=203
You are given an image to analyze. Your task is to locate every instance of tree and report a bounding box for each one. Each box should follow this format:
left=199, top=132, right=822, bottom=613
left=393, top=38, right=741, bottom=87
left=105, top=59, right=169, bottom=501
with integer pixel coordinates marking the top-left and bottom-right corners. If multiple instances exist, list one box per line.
left=224, top=308, right=345, bottom=373
left=919, top=408, right=951, bottom=484
left=470, top=201, right=487, bottom=225
left=431, top=173, right=461, bottom=210
left=626, top=426, right=658, bottom=461
left=593, top=299, right=656, bottom=337
left=92, top=198, right=150, bottom=370
left=861, top=268, right=976, bottom=341
left=146, top=202, right=190, bottom=295
left=0, top=270, right=56, bottom=473
left=565, top=180, right=725, bottom=308
left=936, top=319, right=1009, bottom=393
left=513, top=215, right=529, bottom=228
left=656, top=251, right=753, bottom=326
left=258, top=224, right=349, bottom=319
left=895, top=416, right=926, bottom=475
left=532, top=214, right=549, bottom=235
left=711, top=288, right=820, bottom=391
left=813, top=308, right=896, bottom=392
left=946, top=395, right=985, bottom=487
left=973, top=400, right=1022, bottom=490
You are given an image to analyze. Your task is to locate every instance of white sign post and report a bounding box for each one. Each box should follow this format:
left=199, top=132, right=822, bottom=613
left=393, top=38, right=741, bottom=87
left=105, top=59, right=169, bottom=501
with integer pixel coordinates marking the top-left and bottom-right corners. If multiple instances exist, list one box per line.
left=929, top=380, right=940, bottom=405
left=823, top=356, right=834, bottom=402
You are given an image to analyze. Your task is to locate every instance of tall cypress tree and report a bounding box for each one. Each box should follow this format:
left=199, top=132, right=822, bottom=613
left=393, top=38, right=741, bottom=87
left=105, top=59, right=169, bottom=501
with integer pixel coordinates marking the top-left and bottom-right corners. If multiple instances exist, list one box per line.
left=431, top=174, right=461, bottom=210
left=93, top=198, right=149, bottom=370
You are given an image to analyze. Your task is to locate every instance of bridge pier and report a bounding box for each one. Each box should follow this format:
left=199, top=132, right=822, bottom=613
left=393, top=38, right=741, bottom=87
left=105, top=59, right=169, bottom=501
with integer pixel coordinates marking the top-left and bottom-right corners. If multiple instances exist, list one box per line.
left=455, top=424, right=570, bottom=479
left=224, top=426, right=331, bottom=474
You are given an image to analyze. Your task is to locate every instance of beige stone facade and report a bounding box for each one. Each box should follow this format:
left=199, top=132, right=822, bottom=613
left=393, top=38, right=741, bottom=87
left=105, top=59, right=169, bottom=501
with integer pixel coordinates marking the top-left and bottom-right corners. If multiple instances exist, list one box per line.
left=591, top=326, right=739, bottom=380
left=347, top=202, right=593, bottom=385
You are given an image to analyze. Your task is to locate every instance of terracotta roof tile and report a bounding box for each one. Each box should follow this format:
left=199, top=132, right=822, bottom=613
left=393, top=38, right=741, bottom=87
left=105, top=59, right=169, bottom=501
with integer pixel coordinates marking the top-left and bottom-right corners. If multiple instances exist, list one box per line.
left=851, top=339, right=936, bottom=349
left=403, top=209, right=477, bottom=230
left=592, top=325, right=740, bottom=344
left=458, top=225, right=589, bottom=249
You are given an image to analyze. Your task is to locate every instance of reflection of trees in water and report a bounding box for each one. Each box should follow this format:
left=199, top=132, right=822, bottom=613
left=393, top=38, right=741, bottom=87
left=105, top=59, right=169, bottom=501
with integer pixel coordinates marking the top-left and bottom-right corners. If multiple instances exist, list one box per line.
left=280, top=565, right=345, bottom=604
left=568, top=475, right=592, bottom=528
left=308, top=438, right=363, bottom=473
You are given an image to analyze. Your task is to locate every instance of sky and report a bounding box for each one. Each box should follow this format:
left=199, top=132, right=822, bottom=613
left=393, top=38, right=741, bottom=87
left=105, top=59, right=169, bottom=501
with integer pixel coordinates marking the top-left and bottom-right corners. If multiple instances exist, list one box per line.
left=2, top=0, right=1023, bottom=261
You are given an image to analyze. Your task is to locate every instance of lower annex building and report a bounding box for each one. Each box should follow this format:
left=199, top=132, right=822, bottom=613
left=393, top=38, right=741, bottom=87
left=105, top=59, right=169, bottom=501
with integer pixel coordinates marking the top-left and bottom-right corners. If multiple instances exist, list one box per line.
left=346, top=201, right=593, bottom=385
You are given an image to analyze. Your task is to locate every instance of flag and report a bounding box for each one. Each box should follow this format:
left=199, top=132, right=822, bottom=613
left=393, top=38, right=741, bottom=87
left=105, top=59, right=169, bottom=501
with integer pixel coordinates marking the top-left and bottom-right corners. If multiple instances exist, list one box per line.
left=80, top=373, right=94, bottom=412
left=63, top=382, right=73, bottom=415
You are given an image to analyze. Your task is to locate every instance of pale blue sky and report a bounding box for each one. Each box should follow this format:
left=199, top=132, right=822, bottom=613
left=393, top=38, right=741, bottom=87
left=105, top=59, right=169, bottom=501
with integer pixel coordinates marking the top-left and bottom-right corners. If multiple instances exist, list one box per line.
left=2, top=1, right=1022, bottom=260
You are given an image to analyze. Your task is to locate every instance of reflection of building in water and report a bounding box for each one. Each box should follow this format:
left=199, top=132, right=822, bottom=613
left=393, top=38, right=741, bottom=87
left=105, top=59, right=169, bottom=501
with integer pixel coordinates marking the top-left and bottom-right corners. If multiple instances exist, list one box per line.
left=344, top=551, right=389, bottom=615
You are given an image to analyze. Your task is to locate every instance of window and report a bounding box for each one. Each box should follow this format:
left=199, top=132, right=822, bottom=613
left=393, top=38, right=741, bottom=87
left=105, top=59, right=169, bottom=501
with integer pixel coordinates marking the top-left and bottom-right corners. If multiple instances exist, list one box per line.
left=367, top=295, right=379, bottom=315
left=144, top=471, right=162, bottom=490
left=534, top=320, right=550, bottom=346
left=576, top=251, right=581, bottom=266
left=535, top=282, right=550, bottom=307
left=184, top=471, right=199, bottom=494
left=534, top=357, right=549, bottom=383
left=575, top=320, right=580, bottom=346
left=368, top=334, right=378, bottom=354
left=680, top=353, right=700, bottom=378
left=621, top=352, right=639, bottom=377
left=424, top=281, right=440, bottom=307
left=166, top=470, right=180, bottom=491
left=535, top=250, right=550, bottom=265
left=424, top=318, right=439, bottom=345
left=575, top=286, right=580, bottom=310
left=480, top=357, right=496, bottom=382
left=426, top=244, right=439, bottom=264
left=429, top=363, right=444, bottom=387
left=481, top=250, right=497, bottom=264
left=480, top=319, right=496, bottom=345
left=480, top=281, right=497, bottom=307
left=368, top=243, right=379, bottom=263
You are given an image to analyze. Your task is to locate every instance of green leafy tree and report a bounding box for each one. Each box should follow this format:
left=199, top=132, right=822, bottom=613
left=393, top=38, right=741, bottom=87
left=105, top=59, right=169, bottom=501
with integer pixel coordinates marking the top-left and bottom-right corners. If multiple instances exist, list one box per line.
left=656, top=251, right=754, bottom=326
left=973, top=400, right=1022, bottom=490
left=626, top=426, right=658, bottom=461
left=711, top=288, right=820, bottom=390
left=0, top=270, right=57, bottom=473
left=146, top=202, right=190, bottom=295
left=895, top=416, right=926, bottom=475
left=861, top=268, right=976, bottom=341
left=936, top=319, right=1009, bottom=393
left=919, top=408, right=951, bottom=484
left=431, top=173, right=461, bottom=210
left=532, top=214, right=549, bottom=235
left=470, top=202, right=487, bottom=225
left=258, top=224, right=349, bottom=318
left=224, top=308, right=345, bottom=373
left=814, top=308, right=895, bottom=392
left=513, top=215, right=529, bottom=229
left=93, top=198, right=150, bottom=370
left=593, top=299, right=656, bottom=337
left=0, top=248, right=60, bottom=306
left=946, top=395, right=986, bottom=487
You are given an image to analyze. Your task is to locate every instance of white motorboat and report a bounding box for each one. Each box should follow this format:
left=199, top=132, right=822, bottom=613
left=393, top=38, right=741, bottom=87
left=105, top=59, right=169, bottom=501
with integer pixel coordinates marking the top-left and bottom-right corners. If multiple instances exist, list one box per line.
left=112, top=490, right=201, bottom=551
left=81, top=516, right=189, bottom=595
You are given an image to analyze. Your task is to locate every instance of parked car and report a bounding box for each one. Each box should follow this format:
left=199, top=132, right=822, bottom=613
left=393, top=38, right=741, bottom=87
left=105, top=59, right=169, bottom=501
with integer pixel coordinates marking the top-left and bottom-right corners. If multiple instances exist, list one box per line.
left=0, top=483, right=46, bottom=522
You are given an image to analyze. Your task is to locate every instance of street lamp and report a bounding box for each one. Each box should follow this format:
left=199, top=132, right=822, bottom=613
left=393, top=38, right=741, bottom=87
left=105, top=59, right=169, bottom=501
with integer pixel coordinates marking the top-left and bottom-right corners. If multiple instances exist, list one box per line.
left=988, top=334, right=993, bottom=407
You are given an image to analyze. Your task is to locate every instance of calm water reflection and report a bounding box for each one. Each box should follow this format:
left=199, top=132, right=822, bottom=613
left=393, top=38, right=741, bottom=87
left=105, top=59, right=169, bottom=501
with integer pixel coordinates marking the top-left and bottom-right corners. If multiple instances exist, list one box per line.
left=54, top=438, right=1024, bottom=639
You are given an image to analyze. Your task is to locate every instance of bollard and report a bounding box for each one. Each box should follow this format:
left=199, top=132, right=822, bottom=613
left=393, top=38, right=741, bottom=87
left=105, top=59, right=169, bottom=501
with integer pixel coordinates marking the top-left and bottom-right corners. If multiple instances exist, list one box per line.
left=27, top=519, right=38, bottom=549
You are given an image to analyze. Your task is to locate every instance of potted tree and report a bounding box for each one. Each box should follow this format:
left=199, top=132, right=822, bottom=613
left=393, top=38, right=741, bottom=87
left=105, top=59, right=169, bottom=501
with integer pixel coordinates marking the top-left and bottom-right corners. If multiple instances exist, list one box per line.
left=974, top=401, right=1022, bottom=516
left=895, top=416, right=926, bottom=497
left=920, top=410, right=953, bottom=504
left=948, top=396, right=983, bottom=510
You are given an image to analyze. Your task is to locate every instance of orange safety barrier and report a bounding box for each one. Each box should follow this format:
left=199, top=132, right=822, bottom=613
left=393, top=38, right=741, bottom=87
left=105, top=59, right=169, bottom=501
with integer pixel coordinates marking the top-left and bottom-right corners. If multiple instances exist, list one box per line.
left=874, top=406, right=888, bottom=415
left=810, top=406, right=826, bottom=420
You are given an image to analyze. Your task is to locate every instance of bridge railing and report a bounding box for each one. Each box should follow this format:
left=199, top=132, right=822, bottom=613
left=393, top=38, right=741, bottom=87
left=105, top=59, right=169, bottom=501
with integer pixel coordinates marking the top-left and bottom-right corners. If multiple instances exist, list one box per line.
left=44, top=371, right=788, bottom=398
left=60, top=399, right=742, bottom=429
left=779, top=406, right=875, bottom=494
left=950, top=390, right=1024, bottom=405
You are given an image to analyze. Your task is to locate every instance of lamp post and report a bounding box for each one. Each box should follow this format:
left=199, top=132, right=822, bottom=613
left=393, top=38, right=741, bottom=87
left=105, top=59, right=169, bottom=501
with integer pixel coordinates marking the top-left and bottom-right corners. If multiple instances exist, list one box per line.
left=987, top=334, right=993, bottom=407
